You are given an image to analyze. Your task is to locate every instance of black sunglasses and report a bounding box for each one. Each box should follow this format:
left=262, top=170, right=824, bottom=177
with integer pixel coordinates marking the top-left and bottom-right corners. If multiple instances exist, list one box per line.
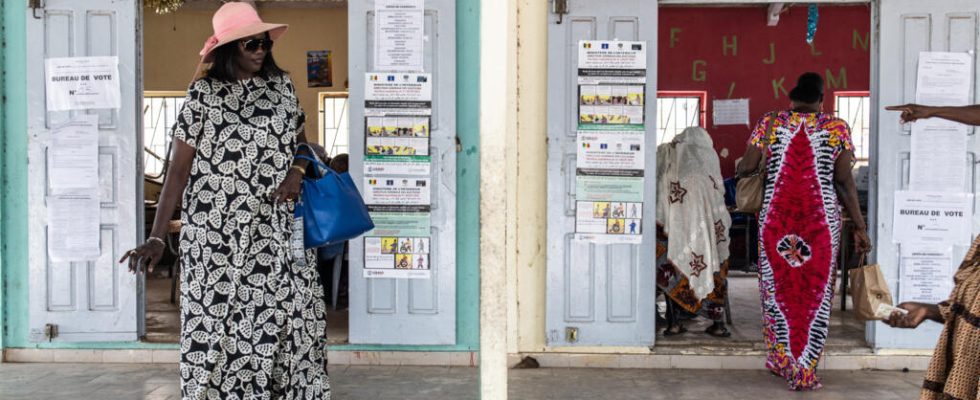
left=240, top=38, right=273, bottom=53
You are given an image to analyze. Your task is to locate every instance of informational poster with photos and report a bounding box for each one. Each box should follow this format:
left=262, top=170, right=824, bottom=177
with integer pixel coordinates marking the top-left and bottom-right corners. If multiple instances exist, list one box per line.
left=578, top=85, right=645, bottom=127
left=575, top=201, right=643, bottom=244
left=365, top=116, right=430, bottom=156
left=364, top=236, right=431, bottom=279
left=577, top=40, right=646, bottom=131
left=363, top=72, right=434, bottom=279
left=574, top=40, right=647, bottom=244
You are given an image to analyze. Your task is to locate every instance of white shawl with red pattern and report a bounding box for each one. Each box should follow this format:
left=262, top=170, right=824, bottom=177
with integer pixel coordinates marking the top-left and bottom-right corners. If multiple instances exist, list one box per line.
left=656, top=127, right=732, bottom=299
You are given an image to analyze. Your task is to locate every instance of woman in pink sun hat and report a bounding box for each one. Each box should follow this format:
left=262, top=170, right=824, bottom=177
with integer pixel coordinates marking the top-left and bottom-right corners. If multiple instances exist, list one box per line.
left=121, top=3, right=330, bottom=399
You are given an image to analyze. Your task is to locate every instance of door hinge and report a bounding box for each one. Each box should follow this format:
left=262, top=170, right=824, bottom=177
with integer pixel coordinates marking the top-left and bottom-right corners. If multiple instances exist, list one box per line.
left=44, top=323, right=59, bottom=341
left=554, top=0, right=568, bottom=25
left=29, top=0, right=44, bottom=19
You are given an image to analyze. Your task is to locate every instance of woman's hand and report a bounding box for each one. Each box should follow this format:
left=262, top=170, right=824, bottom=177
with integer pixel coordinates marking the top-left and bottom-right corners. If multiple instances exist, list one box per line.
left=119, top=238, right=166, bottom=274
left=273, top=168, right=303, bottom=203
left=884, top=302, right=931, bottom=329
left=853, top=229, right=872, bottom=254
left=885, top=104, right=935, bottom=124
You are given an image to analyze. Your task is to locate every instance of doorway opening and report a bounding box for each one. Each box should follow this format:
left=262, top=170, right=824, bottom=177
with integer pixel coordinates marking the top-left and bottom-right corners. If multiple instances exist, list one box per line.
left=653, top=3, right=873, bottom=352
left=139, top=1, right=352, bottom=345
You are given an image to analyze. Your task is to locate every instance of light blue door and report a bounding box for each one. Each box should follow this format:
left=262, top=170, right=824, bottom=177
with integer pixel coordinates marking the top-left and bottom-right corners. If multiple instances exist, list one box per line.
left=873, top=0, right=980, bottom=348
left=26, top=0, right=139, bottom=342
left=546, top=0, right=658, bottom=347
left=348, top=0, right=457, bottom=345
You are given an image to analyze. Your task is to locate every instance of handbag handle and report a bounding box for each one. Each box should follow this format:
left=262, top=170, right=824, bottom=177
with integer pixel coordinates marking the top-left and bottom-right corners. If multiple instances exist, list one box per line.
left=294, top=154, right=336, bottom=180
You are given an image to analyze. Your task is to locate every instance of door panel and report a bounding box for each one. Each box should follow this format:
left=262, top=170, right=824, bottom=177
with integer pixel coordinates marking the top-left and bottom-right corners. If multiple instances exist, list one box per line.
left=349, top=0, right=457, bottom=345
left=27, top=0, right=138, bottom=342
left=546, top=0, right=657, bottom=347
left=874, top=0, right=980, bottom=348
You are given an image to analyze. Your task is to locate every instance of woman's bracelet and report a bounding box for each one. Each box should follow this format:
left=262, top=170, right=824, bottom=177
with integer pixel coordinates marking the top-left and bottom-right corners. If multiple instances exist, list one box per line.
left=290, top=165, right=306, bottom=175
left=146, top=236, right=165, bottom=246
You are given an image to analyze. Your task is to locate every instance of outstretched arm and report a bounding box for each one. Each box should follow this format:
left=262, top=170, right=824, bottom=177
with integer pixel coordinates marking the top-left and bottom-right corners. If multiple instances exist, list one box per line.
left=886, top=104, right=980, bottom=126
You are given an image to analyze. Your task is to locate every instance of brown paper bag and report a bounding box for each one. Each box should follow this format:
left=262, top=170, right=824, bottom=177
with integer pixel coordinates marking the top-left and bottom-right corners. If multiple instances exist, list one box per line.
left=848, top=255, right=894, bottom=321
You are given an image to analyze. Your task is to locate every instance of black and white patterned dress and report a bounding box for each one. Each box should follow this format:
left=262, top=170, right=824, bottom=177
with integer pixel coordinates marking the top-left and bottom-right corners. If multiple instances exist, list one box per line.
left=172, top=74, right=330, bottom=400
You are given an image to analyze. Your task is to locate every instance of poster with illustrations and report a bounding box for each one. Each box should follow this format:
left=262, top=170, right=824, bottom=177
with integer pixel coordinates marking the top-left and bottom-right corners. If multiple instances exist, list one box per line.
left=306, top=50, right=333, bottom=87
left=575, top=201, right=642, bottom=244
left=364, top=236, right=430, bottom=279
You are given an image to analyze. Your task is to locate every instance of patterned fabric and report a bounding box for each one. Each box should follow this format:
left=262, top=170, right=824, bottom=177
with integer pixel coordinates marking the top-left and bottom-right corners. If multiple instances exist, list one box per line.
left=656, top=127, right=732, bottom=299
left=921, top=235, right=980, bottom=400
left=656, top=227, right=729, bottom=322
left=748, top=111, right=852, bottom=391
left=172, top=75, right=330, bottom=400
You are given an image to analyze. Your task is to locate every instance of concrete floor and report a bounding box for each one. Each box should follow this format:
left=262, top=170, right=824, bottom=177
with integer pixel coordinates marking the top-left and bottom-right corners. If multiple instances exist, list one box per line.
left=0, top=363, right=924, bottom=400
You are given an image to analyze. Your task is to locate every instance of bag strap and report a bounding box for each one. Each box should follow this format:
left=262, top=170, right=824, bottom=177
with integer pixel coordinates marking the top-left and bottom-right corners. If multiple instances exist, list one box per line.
left=294, top=154, right=334, bottom=179
left=757, top=111, right=776, bottom=174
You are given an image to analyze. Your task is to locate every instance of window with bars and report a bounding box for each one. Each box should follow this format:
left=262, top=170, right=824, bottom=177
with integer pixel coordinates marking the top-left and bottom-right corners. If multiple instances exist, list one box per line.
left=656, top=92, right=706, bottom=144
left=319, top=92, right=350, bottom=157
left=143, top=92, right=186, bottom=179
left=834, top=92, right=871, bottom=162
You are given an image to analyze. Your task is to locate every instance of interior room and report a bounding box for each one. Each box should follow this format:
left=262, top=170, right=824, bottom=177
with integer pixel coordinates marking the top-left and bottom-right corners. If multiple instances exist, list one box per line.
left=654, top=3, right=872, bottom=350
left=140, top=0, right=352, bottom=344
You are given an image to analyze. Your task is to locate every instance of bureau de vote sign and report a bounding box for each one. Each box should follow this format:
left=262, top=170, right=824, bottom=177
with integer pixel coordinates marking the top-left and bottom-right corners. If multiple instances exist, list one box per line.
left=45, top=56, right=121, bottom=111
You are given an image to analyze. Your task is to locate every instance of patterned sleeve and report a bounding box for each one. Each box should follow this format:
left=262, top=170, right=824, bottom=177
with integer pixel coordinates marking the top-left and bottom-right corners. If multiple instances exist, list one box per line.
left=825, top=117, right=854, bottom=160
left=747, top=113, right=774, bottom=150
left=283, top=75, right=307, bottom=136
left=171, top=79, right=209, bottom=149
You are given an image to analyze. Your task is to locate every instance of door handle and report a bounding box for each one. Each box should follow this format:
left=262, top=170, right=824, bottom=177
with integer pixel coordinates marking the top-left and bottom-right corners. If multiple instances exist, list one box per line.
left=554, top=0, right=568, bottom=25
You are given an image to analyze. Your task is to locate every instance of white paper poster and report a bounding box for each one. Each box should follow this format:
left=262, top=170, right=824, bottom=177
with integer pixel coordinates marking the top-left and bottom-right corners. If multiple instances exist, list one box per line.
left=892, top=191, right=973, bottom=245
left=910, top=120, right=968, bottom=192
left=364, top=176, right=430, bottom=205
left=364, top=73, right=432, bottom=105
left=48, top=116, right=100, bottom=194
left=364, top=156, right=431, bottom=176
left=375, top=0, right=424, bottom=72
left=578, top=41, right=647, bottom=70
left=364, top=236, right=430, bottom=279
left=576, top=131, right=644, bottom=172
left=45, top=56, right=121, bottom=111
left=712, top=99, right=750, bottom=126
left=47, top=193, right=101, bottom=262
left=900, top=245, right=955, bottom=304
left=915, top=52, right=973, bottom=106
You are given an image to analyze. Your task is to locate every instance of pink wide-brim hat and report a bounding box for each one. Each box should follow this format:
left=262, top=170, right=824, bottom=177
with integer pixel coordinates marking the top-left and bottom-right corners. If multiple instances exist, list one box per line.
left=199, top=2, right=288, bottom=63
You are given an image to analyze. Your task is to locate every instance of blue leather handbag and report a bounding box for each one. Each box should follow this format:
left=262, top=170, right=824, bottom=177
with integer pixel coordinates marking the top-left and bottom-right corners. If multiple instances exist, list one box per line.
left=294, top=152, right=374, bottom=249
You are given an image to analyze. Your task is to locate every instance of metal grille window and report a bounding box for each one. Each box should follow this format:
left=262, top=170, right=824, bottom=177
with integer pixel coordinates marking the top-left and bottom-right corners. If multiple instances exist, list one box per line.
left=320, top=92, right=350, bottom=157
left=834, top=92, right=871, bottom=161
left=656, top=92, right=705, bottom=144
left=143, top=92, right=186, bottom=179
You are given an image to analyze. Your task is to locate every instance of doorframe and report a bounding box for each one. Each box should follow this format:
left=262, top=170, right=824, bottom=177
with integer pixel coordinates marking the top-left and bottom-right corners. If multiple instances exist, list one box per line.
left=649, top=0, right=881, bottom=350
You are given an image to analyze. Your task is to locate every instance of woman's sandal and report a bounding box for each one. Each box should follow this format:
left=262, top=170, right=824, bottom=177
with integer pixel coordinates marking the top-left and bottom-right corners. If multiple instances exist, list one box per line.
left=704, top=325, right=732, bottom=338
left=662, top=325, right=688, bottom=336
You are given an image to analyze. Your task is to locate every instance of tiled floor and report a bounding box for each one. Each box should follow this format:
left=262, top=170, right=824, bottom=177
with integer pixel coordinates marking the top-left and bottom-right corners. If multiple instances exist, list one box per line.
left=0, top=363, right=924, bottom=400
left=656, top=272, right=867, bottom=350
